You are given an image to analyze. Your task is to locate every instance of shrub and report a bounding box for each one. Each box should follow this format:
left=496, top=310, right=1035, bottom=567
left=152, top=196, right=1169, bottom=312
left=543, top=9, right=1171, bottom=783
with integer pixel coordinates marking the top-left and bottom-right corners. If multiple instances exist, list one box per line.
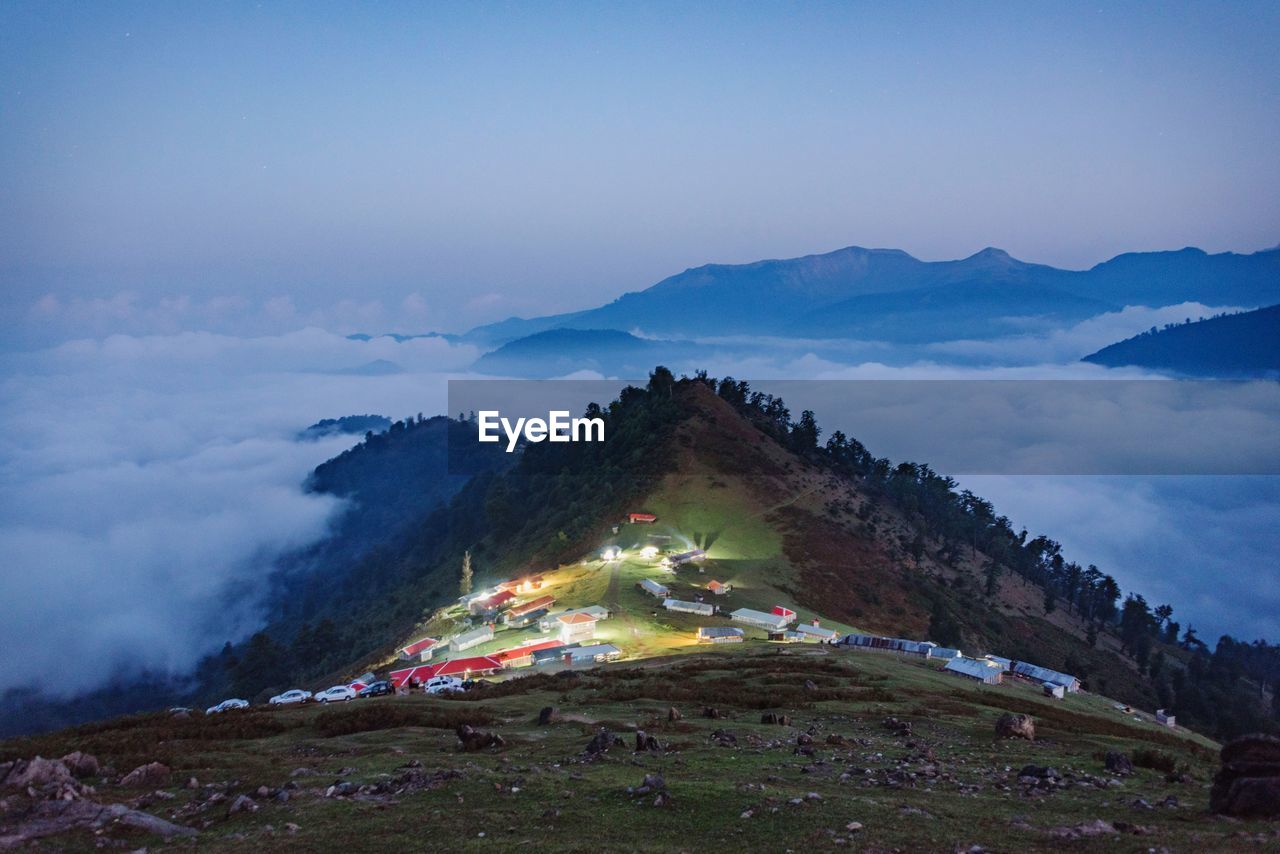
left=312, top=703, right=496, bottom=737
left=1131, top=748, right=1179, bottom=773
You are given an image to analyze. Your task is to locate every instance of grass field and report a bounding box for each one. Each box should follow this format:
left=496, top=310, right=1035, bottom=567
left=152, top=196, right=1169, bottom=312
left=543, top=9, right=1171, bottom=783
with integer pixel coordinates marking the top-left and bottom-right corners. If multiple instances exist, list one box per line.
left=4, top=644, right=1256, bottom=852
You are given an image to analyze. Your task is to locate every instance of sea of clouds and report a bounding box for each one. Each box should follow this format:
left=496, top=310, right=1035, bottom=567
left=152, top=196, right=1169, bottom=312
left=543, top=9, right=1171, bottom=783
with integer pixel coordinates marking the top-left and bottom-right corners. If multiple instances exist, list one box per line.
left=0, top=300, right=1276, bottom=699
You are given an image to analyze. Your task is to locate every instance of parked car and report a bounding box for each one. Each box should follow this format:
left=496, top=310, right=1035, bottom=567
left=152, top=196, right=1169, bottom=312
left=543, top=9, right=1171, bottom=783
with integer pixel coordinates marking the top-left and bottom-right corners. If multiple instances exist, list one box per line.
left=206, top=698, right=248, bottom=714
left=315, top=685, right=357, bottom=703
left=424, top=675, right=464, bottom=695
left=269, top=689, right=313, bottom=705
left=357, top=680, right=394, bottom=698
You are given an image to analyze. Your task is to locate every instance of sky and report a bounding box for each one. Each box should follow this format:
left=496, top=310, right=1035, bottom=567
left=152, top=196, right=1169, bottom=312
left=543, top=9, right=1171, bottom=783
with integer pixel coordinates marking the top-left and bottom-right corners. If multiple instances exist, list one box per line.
left=2, top=1, right=1279, bottom=343
left=0, top=3, right=1277, bottom=700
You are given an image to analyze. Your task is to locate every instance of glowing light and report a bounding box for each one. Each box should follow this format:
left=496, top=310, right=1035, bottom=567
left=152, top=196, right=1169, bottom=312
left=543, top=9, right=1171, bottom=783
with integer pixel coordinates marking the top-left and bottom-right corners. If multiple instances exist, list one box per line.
left=601, top=546, right=621, bottom=561
left=639, top=546, right=658, bottom=559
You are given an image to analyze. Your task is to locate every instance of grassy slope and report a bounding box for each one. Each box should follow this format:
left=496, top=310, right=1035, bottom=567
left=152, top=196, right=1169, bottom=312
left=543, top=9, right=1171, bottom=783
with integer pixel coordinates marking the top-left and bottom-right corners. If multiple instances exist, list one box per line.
left=5, top=646, right=1256, bottom=853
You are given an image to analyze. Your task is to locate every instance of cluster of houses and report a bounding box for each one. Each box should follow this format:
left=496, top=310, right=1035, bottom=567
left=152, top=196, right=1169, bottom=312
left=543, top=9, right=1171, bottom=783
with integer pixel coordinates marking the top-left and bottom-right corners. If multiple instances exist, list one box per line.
left=838, top=632, right=1082, bottom=697
left=386, top=573, right=623, bottom=689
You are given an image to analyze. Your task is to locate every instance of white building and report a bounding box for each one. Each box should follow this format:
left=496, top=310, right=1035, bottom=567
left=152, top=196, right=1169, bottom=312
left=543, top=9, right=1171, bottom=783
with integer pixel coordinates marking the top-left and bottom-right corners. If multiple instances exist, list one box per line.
left=730, top=608, right=790, bottom=632
left=638, top=578, right=670, bottom=598
left=794, top=623, right=839, bottom=643
left=663, top=598, right=714, bottom=616
left=696, top=626, right=744, bottom=644
left=944, top=656, right=1004, bottom=684
left=557, top=612, right=598, bottom=644
left=449, top=624, right=494, bottom=652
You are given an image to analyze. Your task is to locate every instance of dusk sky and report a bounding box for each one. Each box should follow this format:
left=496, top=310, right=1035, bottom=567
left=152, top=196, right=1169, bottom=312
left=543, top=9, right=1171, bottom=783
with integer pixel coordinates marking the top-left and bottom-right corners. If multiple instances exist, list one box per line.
left=3, top=1, right=1279, bottom=341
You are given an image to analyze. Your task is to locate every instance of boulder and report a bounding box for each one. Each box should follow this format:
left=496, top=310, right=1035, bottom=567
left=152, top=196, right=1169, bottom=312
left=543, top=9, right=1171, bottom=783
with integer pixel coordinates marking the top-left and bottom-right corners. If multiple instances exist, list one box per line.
left=760, top=712, right=792, bottom=726
left=537, top=706, right=558, bottom=725
left=994, top=713, right=1035, bottom=741
left=1104, top=751, right=1133, bottom=776
left=59, top=752, right=100, bottom=779
left=584, top=729, right=624, bottom=755
left=667, top=707, right=682, bottom=722
left=120, top=762, right=170, bottom=788
left=882, top=717, right=912, bottom=737
left=634, top=730, right=662, bottom=752
left=4, top=757, right=74, bottom=790
left=228, top=794, right=258, bottom=815
left=1210, top=734, right=1280, bottom=818
left=455, top=724, right=505, bottom=752
left=702, top=707, right=724, bottom=719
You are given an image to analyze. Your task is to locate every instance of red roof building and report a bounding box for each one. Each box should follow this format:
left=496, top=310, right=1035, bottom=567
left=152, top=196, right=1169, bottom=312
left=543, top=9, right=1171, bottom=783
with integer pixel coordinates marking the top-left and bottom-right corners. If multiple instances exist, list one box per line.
left=398, top=636, right=439, bottom=661
left=628, top=512, right=657, bottom=524
left=490, top=639, right=564, bottom=668
left=388, top=655, right=504, bottom=688
left=469, top=590, right=517, bottom=614
left=506, top=594, right=556, bottom=619
left=772, top=605, right=797, bottom=623
left=497, top=575, right=544, bottom=594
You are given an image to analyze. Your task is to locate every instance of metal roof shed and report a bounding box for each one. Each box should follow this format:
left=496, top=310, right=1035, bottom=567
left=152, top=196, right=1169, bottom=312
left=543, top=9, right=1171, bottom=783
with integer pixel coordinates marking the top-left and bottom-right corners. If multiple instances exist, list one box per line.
left=944, top=657, right=1003, bottom=685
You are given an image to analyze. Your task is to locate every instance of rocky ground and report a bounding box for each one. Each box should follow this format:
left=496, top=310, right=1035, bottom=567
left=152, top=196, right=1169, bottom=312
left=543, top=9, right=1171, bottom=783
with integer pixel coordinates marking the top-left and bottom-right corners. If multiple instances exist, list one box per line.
left=2, top=647, right=1276, bottom=852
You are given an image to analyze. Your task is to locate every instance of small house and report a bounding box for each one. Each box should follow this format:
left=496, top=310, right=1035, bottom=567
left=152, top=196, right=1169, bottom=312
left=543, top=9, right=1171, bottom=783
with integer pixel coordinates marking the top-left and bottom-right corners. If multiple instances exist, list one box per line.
left=449, top=624, right=494, bottom=652
left=638, top=578, right=670, bottom=599
left=1156, top=709, right=1176, bottom=727
left=469, top=590, right=516, bottom=615
left=565, top=643, right=622, bottom=664
left=503, top=594, right=556, bottom=623
left=491, top=639, right=565, bottom=669
left=398, top=636, right=439, bottom=662
left=793, top=622, right=838, bottom=643
left=628, top=512, right=657, bottom=524
left=984, top=655, right=1013, bottom=671
left=771, top=605, right=798, bottom=624
left=497, top=575, right=544, bottom=595
left=730, top=608, right=791, bottom=632
left=840, top=634, right=935, bottom=658
left=696, top=626, right=744, bottom=644
left=668, top=549, right=706, bottom=566
left=663, top=598, right=715, bottom=616
left=505, top=607, right=548, bottom=629
left=707, top=580, right=731, bottom=595
left=929, top=647, right=962, bottom=661
left=1043, top=682, right=1066, bottom=699
left=532, top=643, right=577, bottom=665
left=539, top=605, right=609, bottom=631
left=768, top=630, right=806, bottom=643
left=1010, top=661, right=1080, bottom=693
left=557, top=612, right=599, bottom=644
left=944, top=656, right=1003, bottom=685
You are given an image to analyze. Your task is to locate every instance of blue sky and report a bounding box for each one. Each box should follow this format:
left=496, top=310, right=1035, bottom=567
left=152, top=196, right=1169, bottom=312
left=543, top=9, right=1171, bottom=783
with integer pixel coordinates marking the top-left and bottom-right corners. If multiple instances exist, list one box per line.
left=2, top=1, right=1278, bottom=338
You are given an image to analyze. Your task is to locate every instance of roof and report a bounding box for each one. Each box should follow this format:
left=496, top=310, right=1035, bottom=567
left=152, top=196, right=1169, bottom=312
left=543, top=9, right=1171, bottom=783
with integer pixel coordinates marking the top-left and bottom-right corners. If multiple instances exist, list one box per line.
left=697, top=626, right=744, bottom=638
left=1011, top=661, right=1079, bottom=687
left=670, top=549, right=706, bottom=561
left=400, top=637, right=438, bottom=656
left=794, top=623, right=838, bottom=639
left=772, top=605, right=797, bottom=618
left=945, top=657, right=1003, bottom=680
left=730, top=608, right=790, bottom=627
left=558, top=612, right=598, bottom=625
left=433, top=655, right=503, bottom=677
left=481, top=590, right=516, bottom=607
left=639, top=578, right=669, bottom=592
left=547, top=605, right=609, bottom=621
left=491, top=640, right=564, bottom=664
left=569, top=643, right=621, bottom=659
left=629, top=512, right=657, bottom=521
left=508, top=594, right=556, bottom=616
left=497, top=575, right=543, bottom=591
left=707, top=580, right=726, bottom=589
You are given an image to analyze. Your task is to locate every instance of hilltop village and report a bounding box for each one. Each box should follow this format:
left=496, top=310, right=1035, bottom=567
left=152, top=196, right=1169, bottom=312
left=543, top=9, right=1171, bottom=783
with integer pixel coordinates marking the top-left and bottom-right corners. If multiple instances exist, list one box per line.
left=328, top=512, right=1179, bottom=734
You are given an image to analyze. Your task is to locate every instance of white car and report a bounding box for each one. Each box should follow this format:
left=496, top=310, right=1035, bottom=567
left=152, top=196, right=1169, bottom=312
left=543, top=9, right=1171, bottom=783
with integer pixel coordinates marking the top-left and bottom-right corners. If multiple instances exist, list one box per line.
left=315, top=685, right=357, bottom=703
left=206, top=698, right=249, bottom=714
left=424, top=675, right=464, bottom=695
left=269, top=689, right=313, bottom=706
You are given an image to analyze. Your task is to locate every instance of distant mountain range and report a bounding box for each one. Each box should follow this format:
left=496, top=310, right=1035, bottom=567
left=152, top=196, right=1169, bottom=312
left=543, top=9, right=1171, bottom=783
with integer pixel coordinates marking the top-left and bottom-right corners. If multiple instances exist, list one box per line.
left=463, top=244, right=1280, bottom=348
left=1083, top=304, right=1280, bottom=377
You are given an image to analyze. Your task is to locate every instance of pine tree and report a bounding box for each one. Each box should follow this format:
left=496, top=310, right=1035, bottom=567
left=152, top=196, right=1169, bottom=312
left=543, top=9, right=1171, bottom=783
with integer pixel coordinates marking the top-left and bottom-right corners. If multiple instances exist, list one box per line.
left=460, top=550, right=473, bottom=595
